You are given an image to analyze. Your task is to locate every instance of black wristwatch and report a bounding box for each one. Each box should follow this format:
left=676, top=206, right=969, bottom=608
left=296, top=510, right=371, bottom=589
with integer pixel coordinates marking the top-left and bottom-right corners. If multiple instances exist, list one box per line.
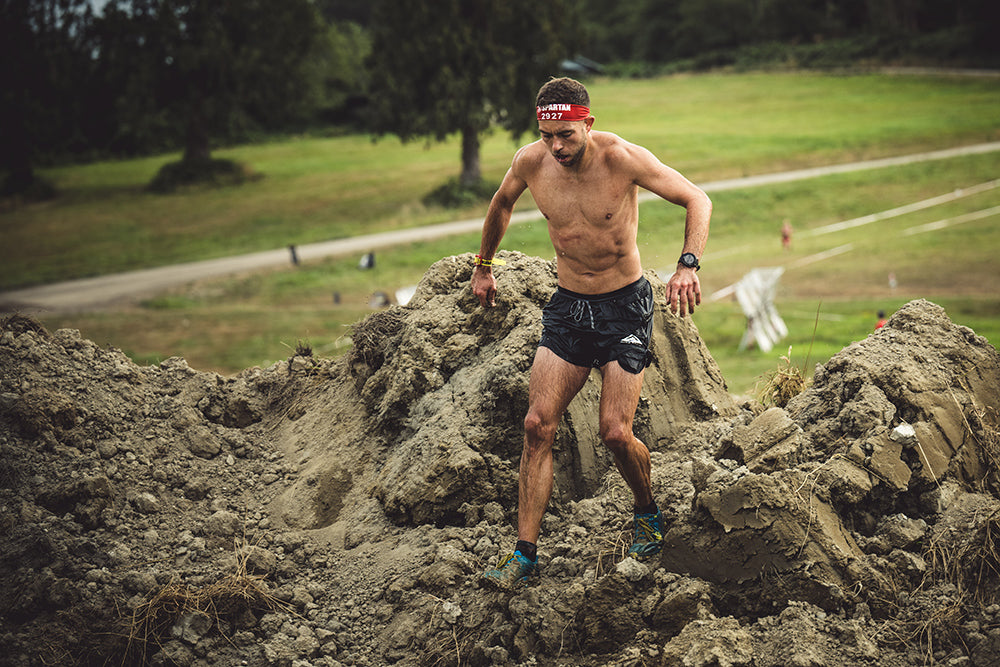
left=678, top=252, right=700, bottom=271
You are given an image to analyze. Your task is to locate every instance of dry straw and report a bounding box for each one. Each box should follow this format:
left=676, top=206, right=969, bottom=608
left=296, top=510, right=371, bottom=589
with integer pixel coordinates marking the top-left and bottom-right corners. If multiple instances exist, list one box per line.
left=348, top=307, right=407, bottom=368
left=122, top=539, right=293, bottom=664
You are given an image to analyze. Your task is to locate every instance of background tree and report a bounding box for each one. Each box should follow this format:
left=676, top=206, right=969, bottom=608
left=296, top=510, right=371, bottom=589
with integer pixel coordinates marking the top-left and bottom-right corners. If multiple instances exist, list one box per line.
left=98, top=0, right=325, bottom=189
left=307, top=19, right=372, bottom=127
left=365, top=0, right=581, bottom=190
left=0, top=0, right=95, bottom=198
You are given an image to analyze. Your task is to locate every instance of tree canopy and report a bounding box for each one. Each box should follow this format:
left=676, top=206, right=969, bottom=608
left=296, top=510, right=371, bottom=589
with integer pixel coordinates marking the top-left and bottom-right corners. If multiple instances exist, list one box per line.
left=578, top=0, right=1000, bottom=64
left=365, top=0, right=581, bottom=187
left=101, top=0, right=324, bottom=178
left=2, top=0, right=998, bottom=199
left=1, top=0, right=97, bottom=197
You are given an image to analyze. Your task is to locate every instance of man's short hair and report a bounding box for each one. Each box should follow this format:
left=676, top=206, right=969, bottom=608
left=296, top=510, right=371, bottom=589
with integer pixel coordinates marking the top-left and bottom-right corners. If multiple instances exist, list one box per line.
left=536, top=77, right=590, bottom=108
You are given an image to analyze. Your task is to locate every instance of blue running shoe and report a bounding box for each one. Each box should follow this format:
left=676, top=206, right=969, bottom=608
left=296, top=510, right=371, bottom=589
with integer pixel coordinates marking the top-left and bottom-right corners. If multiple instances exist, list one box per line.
left=628, top=510, right=664, bottom=561
left=482, top=550, right=537, bottom=589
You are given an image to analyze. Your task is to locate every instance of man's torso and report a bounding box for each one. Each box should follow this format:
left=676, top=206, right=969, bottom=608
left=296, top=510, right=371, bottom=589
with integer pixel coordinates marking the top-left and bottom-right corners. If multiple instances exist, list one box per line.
left=519, top=132, right=643, bottom=294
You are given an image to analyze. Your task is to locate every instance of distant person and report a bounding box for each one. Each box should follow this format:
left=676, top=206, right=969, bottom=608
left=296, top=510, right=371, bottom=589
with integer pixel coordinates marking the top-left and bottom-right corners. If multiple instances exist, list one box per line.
left=875, top=310, right=887, bottom=330
left=471, top=76, right=712, bottom=588
left=781, top=220, right=793, bottom=251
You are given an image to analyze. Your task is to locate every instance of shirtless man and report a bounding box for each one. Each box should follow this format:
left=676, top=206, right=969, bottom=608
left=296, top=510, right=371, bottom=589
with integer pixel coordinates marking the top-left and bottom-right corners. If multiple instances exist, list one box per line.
left=473, top=77, right=711, bottom=588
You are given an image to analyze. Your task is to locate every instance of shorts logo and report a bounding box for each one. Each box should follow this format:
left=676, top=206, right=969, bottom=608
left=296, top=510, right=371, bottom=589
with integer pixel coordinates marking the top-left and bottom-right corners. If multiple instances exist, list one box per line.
left=620, top=334, right=643, bottom=346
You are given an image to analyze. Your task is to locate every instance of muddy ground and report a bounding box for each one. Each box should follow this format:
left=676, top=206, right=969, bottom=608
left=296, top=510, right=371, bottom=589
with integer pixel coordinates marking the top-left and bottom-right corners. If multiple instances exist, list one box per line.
left=2, top=251, right=1000, bottom=666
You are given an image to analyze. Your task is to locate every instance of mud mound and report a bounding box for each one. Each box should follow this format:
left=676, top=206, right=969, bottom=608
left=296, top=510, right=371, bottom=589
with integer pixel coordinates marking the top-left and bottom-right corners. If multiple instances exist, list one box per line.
left=335, top=251, right=735, bottom=528
left=2, top=255, right=999, bottom=666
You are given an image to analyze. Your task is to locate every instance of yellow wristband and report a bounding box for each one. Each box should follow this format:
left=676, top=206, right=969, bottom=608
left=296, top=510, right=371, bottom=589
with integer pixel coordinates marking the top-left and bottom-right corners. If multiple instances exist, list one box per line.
left=474, top=254, right=506, bottom=267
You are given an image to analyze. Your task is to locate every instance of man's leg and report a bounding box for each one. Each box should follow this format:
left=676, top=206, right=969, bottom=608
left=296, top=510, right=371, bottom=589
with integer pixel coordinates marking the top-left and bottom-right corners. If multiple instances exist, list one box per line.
left=483, top=347, right=589, bottom=588
left=598, top=360, right=663, bottom=560
left=519, top=346, right=591, bottom=544
left=597, top=360, right=652, bottom=506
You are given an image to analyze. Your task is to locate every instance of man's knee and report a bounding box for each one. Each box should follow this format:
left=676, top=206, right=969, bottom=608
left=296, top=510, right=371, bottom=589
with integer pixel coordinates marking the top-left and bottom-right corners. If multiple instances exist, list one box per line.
left=600, top=421, right=634, bottom=453
left=524, top=410, right=558, bottom=447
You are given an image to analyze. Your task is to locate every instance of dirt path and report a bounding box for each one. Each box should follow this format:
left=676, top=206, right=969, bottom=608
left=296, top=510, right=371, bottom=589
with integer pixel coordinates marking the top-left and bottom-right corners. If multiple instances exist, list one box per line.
left=3, top=141, right=998, bottom=314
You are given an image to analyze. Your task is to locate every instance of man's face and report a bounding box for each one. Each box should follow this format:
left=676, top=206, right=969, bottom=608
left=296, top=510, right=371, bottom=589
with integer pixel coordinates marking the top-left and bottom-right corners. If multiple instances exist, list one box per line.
left=539, top=119, right=592, bottom=168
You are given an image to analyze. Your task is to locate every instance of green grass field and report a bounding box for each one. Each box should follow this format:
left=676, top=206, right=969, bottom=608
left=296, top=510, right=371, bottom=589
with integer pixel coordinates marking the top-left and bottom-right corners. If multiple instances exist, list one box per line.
left=5, top=71, right=1000, bottom=395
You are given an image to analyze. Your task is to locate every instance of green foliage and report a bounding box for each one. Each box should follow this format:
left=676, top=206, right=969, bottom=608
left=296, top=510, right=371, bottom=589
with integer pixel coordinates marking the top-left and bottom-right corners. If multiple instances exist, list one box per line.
left=0, top=0, right=100, bottom=194
left=422, top=177, right=498, bottom=209
left=98, top=0, right=325, bottom=163
left=1, top=172, right=56, bottom=204
left=580, top=0, right=1000, bottom=68
left=365, top=0, right=581, bottom=183
left=367, top=0, right=579, bottom=141
left=147, top=158, right=258, bottom=194
left=308, top=21, right=372, bottom=126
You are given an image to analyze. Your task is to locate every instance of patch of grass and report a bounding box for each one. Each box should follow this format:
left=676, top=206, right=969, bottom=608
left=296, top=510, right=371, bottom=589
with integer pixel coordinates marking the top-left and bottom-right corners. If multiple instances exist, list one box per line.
left=698, top=295, right=1000, bottom=397
left=140, top=295, right=201, bottom=310
left=36, top=152, right=1000, bottom=386
left=4, top=71, right=1000, bottom=289
left=753, top=347, right=809, bottom=408
left=14, top=73, right=1000, bottom=386
left=348, top=308, right=407, bottom=370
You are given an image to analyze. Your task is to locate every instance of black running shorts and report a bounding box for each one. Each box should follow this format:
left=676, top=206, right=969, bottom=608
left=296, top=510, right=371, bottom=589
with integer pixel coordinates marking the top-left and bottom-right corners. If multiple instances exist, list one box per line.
left=538, top=277, right=654, bottom=375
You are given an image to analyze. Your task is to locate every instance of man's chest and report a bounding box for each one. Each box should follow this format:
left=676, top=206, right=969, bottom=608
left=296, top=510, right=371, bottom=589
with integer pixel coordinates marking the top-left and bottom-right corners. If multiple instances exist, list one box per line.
left=528, top=173, right=637, bottom=227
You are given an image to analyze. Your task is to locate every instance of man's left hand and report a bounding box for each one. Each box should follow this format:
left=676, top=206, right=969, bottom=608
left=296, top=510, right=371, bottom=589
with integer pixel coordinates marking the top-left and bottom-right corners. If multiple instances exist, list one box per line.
left=666, top=268, right=701, bottom=317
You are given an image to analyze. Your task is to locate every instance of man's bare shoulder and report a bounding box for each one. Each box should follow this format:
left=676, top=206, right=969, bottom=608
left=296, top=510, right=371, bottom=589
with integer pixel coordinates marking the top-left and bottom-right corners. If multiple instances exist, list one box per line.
left=593, top=131, right=656, bottom=166
left=511, top=141, right=548, bottom=175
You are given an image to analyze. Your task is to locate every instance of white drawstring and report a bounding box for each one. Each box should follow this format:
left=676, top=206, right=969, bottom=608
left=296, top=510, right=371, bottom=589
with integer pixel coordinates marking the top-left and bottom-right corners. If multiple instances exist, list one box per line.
left=569, top=299, right=595, bottom=330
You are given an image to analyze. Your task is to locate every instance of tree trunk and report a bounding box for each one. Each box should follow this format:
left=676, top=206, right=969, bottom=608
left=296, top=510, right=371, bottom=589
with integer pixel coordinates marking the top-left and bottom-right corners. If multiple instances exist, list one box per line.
left=1, top=102, right=41, bottom=196
left=460, top=125, right=481, bottom=187
left=183, top=102, right=212, bottom=164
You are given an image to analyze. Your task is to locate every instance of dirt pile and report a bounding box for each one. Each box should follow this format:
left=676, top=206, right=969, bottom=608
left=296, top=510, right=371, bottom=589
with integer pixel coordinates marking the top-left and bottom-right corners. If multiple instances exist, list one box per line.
left=2, top=252, right=999, bottom=666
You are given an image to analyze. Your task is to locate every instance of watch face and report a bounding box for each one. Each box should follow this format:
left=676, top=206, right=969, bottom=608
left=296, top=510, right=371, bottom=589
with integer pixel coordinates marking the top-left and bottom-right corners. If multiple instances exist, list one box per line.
left=680, top=253, right=698, bottom=267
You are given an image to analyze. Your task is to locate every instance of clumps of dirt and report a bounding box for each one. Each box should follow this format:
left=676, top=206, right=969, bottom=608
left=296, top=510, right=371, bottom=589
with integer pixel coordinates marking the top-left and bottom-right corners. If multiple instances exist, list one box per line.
left=0, top=313, right=49, bottom=338
left=1, top=252, right=999, bottom=666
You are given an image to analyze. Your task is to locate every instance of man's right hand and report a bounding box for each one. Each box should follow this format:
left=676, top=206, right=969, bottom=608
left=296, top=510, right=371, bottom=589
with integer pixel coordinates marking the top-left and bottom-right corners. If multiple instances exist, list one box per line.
left=471, top=267, right=497, bottom=308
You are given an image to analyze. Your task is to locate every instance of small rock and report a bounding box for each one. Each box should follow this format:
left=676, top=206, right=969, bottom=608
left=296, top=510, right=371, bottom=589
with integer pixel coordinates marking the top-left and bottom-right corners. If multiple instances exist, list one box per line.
left=186, top=426, right=221, bottom=459
left=131, top=491, right=161, bottom=514
left=292, top=586, right=315, bottom=609
left=441, top=601, right=462, bottom=625
left=240, top=545, right=277, bottom=575
left=889, top=422, right=918, bottom=447
left=97, top=440, right=119, bottom=459
left=205, top=510, right=241, bottom=537
left=616, top=557, right=650, bottom=582
left=171, top=611, right=213, bottom=645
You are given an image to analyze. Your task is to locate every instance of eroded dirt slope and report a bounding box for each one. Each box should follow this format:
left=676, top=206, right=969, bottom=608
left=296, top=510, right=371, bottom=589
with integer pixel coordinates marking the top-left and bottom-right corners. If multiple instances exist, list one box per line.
left=2, top=252, right=999, bottom=666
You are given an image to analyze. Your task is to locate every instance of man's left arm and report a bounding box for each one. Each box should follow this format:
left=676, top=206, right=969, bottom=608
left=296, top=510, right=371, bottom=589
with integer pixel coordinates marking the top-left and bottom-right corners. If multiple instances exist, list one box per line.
left=629, top=146, right=712, bottom=317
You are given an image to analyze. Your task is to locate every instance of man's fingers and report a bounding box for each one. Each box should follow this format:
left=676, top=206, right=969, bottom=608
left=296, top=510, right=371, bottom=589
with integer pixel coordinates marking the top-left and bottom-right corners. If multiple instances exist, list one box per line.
left=668, top=283, right=702, bottom=317
left=475, top=287, right=496, bottom=308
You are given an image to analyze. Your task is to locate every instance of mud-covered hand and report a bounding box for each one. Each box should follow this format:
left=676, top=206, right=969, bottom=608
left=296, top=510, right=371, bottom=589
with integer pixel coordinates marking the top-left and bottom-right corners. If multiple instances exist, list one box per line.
left=666, top=267, right=701, bottom=317
left=471, top=267, right=498, bottom=308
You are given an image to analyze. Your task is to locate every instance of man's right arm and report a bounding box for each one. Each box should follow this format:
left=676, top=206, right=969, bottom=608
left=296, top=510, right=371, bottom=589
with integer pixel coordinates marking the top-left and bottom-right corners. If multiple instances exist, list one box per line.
left=472, top=155, right=529, bottom=308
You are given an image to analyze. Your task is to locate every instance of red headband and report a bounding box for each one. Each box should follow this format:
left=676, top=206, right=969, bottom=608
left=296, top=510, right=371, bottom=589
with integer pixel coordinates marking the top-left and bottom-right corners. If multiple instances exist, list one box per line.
left=536, top=103, right=590, bottom=122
